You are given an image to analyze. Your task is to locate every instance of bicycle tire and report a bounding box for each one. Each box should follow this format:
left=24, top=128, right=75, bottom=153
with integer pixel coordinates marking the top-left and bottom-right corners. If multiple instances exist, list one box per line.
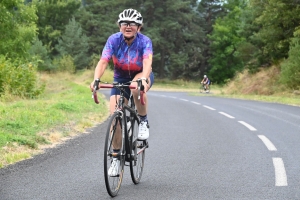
left=104, top=112, right=125, bottom=197
left=129, top=119, right=145, bottom=184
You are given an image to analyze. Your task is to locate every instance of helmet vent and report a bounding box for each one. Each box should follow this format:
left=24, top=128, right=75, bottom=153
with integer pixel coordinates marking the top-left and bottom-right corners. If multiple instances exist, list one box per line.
left=118, top=8, right=143, bottom=25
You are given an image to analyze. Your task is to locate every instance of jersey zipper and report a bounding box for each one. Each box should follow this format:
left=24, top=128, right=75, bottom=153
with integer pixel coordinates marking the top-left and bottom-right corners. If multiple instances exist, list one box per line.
left=128, top=46, right=131, bottom=78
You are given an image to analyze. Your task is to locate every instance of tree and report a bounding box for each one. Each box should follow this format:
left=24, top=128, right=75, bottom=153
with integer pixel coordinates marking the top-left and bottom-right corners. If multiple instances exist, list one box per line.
left=77, top=0, right=121, bottom=56
left=56, top=17, right=90, bottom=70
left=197, top=0, right=226, bottom=77
left=29, top=38, right=53, bottom=71
left=0, top=0, right=37, bottom=59
left=34, top=0, right=81, bottom=57
left=280, top=27, right=300, bottom=89
left=208, top=1, right=244, bottom=83
left=138, top=0, right=205, bottom=79
left=250, top=0, right=300, bottom=62
left=235, top=0, right=263, bottom=72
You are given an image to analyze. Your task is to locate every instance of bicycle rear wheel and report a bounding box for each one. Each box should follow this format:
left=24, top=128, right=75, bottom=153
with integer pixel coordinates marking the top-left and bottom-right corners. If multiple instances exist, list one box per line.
left=104, top=112, right=125, bottom=197
left=130, top=119, right=146, bottom=184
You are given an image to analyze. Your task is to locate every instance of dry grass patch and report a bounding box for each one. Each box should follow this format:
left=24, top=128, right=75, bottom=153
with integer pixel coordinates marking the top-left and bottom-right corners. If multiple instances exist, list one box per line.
left=0, top=143, right=39, bottom=167
left=225, top=66, right=282, bottom=95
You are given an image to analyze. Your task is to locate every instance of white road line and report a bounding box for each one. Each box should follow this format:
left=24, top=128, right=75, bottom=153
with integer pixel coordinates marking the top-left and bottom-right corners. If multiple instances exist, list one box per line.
left=191, top=101, right=201, bottom=105
left=203, top=105, right=216, bottom=110
left=170, top=96, right=177, bottom=99
left=180, top=99, right=189, bottom=101
left=219, top=112, right=235, bottom=119
left=273, top=158, right=288, bottom=186
left=160, top=95, right=166, bottom=97
left=238, top=121, right=257, bottom=131
left=257, top=135, right=277, bottom=151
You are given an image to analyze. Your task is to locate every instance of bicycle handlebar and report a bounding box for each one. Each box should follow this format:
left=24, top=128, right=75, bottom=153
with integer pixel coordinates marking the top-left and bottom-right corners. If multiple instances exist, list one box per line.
left=92, top=79, right=145, bottom=105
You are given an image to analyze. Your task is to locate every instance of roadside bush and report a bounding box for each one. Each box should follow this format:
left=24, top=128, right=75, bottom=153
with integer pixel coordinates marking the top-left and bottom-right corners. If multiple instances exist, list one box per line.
left=56, top=17, right=90, bottom=70
left=0, top=56, right=45, bottom=100
left=29, top=38, right=53, bottom=71
left=53, top=55, right=76, bottom=74
left=280, top=29, right=300, bottom=90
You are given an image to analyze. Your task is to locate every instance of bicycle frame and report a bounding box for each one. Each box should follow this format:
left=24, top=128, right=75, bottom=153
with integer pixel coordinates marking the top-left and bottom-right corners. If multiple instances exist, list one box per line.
left=115, top=89, right=140, bottom=163
left=93, top=79, right=148, bottom=196
left=100, top=81, right=146, bottom=159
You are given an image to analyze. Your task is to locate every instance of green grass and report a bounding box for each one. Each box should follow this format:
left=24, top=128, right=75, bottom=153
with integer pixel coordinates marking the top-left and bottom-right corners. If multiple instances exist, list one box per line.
left=212, top=93, right=300, bottom=106
left=0, top=70, right=109, bottom=167
left=153, top=79, right=300, bottom=106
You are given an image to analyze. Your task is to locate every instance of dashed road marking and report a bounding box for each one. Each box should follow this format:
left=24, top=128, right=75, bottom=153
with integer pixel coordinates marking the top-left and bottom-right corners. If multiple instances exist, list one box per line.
left=258, top=135, right=277, bottom=151
left=203, top=105, right=216, bottom=110
left=273, top=158, right=288, bottom=186
left=238, top=121, right=257, bottom=131
left=155, top=93, right=289, bottom=188
left=191, top=101, right=201, bottom=105
left=219, top=112, right=235, bottom=119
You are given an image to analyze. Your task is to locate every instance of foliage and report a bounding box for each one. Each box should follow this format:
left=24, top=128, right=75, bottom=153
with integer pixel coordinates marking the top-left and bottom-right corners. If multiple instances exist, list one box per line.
left=77, top=0, right=121, bottom=55
left=0, top=0, right=38, bottom=59
left=250, top=0, right=300, bottom=62
left=133, top=0, right=205, bottom=79
left=78, top=0, right=206, bottom=80
left=53, top=55, right=76, bottom=73
left=1, top=0, right=300, bottom=91
left=29, top=38, right=53, bottom=71
left=279, top=28, right=300, bottom=90
left=197, top=0, right=227, bottom=76
left=0, top=56, right=45, bottom=100
left=33, top=0, right=81, bottom=57
left=56, top=17, right=90, bottom=70
left=208, top=3, right=244, bottom=84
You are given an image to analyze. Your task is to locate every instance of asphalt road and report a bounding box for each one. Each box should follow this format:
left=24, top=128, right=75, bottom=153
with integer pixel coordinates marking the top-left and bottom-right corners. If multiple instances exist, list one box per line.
left=1, top=91, right=300, bottom=199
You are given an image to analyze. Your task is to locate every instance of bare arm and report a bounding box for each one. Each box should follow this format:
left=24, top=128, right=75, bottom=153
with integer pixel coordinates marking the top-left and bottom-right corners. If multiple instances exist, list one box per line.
left=94, top=59, right=109, bottom=80
left=90, top=59, right=109, bottom=91
left=141, top=58, right=152, bottom=82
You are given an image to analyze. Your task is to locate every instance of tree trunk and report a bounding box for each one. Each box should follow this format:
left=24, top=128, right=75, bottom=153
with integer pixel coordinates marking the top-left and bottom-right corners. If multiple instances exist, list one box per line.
left=159, top=48, right=165, bottom=78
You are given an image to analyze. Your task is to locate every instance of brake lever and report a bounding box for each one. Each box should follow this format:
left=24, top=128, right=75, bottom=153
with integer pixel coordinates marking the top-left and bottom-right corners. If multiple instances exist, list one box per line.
left=137, top=79, right=141, bottom=100
left=92, top=79, right=100, bottom=104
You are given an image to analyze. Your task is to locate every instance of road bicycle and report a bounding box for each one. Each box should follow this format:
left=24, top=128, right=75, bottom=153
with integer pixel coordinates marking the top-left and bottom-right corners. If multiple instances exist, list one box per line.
left=92, top=79, right=149, bottom=197
left=200, top=82, right=210, bottom=93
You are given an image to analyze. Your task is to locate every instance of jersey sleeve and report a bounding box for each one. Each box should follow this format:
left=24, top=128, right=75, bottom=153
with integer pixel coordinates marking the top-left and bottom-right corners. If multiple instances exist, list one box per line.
left=143, top=37, right=153, bottom=60
left=101, top=35, right=115, bottom=62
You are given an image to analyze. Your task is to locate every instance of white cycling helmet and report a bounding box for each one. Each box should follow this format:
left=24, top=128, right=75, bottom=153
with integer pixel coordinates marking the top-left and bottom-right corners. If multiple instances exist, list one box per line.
left=118, top=8, right=143, bottom=25
left=204, top=75, right=207, bottom=78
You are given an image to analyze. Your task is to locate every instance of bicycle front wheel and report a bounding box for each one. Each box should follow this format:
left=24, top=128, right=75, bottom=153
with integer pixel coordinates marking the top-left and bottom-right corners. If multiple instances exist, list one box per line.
left=104, top=112, right=125, bottom=197
left=130, top=119, right=146, bottom=184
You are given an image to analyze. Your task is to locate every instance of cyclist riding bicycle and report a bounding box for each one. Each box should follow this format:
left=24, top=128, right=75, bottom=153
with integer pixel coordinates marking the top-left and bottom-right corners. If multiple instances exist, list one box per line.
left=201, top=75, right=210, bottom=92
left=90, top=8, right=154, bottom=176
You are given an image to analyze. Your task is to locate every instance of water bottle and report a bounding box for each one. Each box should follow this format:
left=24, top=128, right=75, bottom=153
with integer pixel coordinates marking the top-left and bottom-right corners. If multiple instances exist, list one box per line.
left=127, top=121, right=131, bottom=136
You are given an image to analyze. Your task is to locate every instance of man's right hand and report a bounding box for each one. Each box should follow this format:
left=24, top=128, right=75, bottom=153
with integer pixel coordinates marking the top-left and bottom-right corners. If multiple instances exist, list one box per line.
left=90, top=79, right=100, bottom=92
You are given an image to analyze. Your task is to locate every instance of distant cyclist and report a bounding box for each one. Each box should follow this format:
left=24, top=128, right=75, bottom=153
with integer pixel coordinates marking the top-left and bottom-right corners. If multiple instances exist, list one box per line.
left=90, top=8, right=154, bottom=176
left=201, top=75, right=210, bottom=92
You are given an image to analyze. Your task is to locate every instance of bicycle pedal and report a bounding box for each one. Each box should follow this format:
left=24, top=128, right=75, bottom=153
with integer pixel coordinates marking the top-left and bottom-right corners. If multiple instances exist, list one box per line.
left=109, top=174, right=120, bottom=177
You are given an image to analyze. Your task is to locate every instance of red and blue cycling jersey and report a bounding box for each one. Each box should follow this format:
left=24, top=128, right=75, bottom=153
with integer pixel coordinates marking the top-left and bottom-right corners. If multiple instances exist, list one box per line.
left=101, top=32, right=153, bottom=79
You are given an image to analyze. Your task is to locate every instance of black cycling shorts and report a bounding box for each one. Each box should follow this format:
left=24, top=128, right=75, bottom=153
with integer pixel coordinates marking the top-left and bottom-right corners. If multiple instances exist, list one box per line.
left=111, top=72, right=154, bottom=100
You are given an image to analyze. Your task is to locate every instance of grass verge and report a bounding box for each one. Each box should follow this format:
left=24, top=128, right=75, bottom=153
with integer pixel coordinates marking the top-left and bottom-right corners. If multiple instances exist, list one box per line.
left=0, top=69, right=112, bottom=168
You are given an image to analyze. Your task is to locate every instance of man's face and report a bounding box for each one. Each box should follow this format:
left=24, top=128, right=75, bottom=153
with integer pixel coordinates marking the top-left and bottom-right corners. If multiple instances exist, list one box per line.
left=119, top=21, right=140, bottom=38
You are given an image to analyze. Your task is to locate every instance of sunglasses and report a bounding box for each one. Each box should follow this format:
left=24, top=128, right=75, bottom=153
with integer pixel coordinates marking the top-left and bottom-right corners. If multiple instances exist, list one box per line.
left=119, top=22, right=138, bottom=27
